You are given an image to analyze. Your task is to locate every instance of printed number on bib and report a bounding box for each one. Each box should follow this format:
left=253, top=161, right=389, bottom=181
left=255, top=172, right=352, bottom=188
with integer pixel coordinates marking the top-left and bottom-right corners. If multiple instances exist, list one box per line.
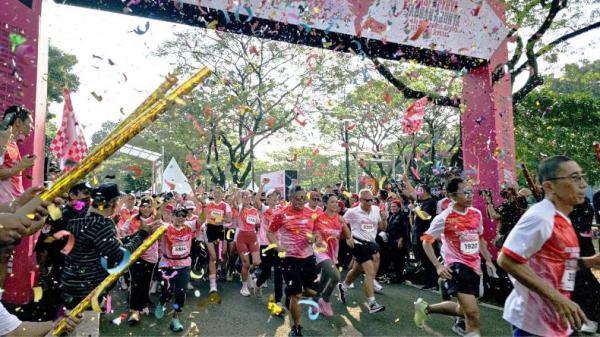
left=560, top=260, right=577, bottom=291
left=459, top=233, right=479, bottom=254
left=361, top=222, right=375, bottom=231
left=246, top=215, right=258, bottom=225
left=172, top=243, right=188, bottom=256
left=211, top=209, right=224, bottom=223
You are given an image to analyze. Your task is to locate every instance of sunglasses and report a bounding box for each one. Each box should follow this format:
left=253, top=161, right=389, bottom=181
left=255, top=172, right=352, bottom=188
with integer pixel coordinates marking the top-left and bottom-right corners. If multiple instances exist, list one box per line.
left=361, top=198, right=373, bottom=203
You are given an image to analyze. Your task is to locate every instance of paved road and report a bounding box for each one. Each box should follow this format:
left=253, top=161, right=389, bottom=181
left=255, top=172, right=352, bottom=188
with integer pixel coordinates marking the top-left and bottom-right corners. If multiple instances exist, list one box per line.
left=100, top=275, right=512, bottom=337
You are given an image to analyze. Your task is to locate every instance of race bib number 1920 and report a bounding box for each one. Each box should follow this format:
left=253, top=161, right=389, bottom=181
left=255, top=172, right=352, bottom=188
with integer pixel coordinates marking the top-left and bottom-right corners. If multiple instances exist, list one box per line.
left=460, top=233, right=479, bottom=255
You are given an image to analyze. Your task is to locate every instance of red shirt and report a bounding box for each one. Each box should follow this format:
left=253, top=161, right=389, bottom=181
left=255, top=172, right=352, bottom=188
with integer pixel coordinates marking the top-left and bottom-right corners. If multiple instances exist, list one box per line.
left=238, top=207, right=260, bottom=232
left=204, top=201, right=231, bottom=226
left=269, top=205, right=316, bottom=258
left=160, top=224, right=193, bottom=268
left=0, top=142, right=23, bottom=202
left=315, top=212, right=343, bottom=264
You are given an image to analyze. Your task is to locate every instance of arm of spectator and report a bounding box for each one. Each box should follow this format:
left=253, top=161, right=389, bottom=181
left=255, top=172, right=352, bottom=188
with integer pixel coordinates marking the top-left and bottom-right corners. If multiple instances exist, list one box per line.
left=401, top=173, right=417, bottom=201
left=92, top=219, right=148, bottom=268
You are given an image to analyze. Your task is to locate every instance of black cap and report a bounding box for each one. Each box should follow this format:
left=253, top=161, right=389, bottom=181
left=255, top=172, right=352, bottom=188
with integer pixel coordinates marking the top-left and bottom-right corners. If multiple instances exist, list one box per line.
left=70, top=181, right=92, bottom=195
left=91, top=183, right=123, bottom=202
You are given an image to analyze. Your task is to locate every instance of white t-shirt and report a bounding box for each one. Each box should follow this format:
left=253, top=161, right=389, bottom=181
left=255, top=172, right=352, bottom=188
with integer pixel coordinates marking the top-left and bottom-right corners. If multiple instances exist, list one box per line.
left=501, top=199, right=580, bottom=337
left=343, top=205, right=381, bottom=242
left=0, top=302, right=21, bottom=336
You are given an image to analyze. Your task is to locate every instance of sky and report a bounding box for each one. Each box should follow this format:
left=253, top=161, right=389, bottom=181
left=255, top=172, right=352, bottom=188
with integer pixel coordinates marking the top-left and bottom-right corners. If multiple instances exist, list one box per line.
left=44, top=0, right=599, bottom=161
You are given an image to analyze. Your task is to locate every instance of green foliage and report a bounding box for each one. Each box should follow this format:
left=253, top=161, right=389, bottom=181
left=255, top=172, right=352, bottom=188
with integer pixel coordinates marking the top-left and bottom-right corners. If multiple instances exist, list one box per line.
left=47, top=46, right=80, bottom=104
left=515, top=62, right=600, bottom=185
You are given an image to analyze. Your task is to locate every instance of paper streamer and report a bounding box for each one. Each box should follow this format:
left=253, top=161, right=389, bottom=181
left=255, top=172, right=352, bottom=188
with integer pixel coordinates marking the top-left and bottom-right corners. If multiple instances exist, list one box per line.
left=160, top=270, right=179, bottom=289
left=298, top=299, right=320, bottom=320
left=410, top=20, right=429, bottom=40
left=53, top=230, right=75, bottom=255
left=100, top=247, right=131, bottom=274
left=33, top=286, right=43, bottom=302
left=106, top=295, right=112, bottom=313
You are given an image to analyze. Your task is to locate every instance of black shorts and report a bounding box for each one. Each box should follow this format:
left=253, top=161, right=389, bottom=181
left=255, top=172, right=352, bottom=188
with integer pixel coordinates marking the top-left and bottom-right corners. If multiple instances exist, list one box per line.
left=206, top=225, right=224, bottom=243
left=443, top=262, right=482, bottom=298
left=224, top=228, right=236, bottom=242
left=350, top=239, right=380, bottom=264
left=281, top=256, right=318, bottom=296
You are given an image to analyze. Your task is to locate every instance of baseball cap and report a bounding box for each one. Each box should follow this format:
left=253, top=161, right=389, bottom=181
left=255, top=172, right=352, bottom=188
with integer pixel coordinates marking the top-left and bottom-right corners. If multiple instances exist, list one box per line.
left=90, top=183, right=124, bottom=202
left=184, top=200, right=196, bottom=210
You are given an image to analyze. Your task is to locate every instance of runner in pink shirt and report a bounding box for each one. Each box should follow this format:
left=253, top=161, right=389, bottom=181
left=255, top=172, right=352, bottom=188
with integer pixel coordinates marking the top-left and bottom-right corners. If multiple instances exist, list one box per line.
left=268, top=186, right=319, bottom=337
left=498, top=156, right=600, bottom=337
left=232, top=189, right=261, bottom=296
left=414, top=177, right=495, bottom=337
left=155, top=206, right=193, bottom=332
left=314, top=194, right=351, bottom=317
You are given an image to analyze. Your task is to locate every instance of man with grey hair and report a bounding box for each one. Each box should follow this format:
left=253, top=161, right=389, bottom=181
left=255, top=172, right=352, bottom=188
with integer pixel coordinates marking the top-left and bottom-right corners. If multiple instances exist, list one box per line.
left=337, top=188, right=386, bottom=314
left=499, top=155, right=600, bottom=336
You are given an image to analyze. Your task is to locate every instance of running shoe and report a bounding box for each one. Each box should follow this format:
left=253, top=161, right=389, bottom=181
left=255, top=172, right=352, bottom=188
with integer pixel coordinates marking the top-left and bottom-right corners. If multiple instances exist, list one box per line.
left=368, top=301, right=385, bottom=314
left=318, top=298, right=334, bottom=317
left=289, top=325, right=303, bottom=337
left=127, top=311, right=140, bottom=326
left=209, top=285, right=218, bottom=293
left=373, top=280, right=384, bottom=293
left=337, top=283, right=347, bottom=304
left=154, top=304, right=165, bottom=319
left=170, top=318, right=184, bottom=332
left=414, top=298, right=429, bottom=328
left=451, top=317, right=467, bottom=336
left=240, top=286, right=251, bottom=297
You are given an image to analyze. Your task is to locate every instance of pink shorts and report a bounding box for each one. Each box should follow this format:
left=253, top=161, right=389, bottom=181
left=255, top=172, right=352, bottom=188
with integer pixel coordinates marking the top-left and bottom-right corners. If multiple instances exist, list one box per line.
left=236, top=230, right=259, bottom=254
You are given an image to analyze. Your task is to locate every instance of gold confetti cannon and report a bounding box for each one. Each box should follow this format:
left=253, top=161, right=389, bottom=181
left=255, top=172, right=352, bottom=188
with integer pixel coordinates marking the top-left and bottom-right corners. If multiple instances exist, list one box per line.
left=16, top=67, right=211, bottom=219
left=52, top=226, right=167, bottom=336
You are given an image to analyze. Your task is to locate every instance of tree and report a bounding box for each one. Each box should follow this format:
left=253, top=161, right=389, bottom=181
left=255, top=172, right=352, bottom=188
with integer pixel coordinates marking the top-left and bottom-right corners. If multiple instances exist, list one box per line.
left=155, top=29, right=325, bottom=187
left=515, top=61, right=600, bottom=185
left=371, top=0, right=600, bottom=107
left=47, top=46, right=80, bottom=104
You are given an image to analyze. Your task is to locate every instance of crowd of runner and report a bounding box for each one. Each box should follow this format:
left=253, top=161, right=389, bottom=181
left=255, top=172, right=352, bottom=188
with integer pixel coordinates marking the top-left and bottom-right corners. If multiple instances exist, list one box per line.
left=1, top=106, right=600, bottom=337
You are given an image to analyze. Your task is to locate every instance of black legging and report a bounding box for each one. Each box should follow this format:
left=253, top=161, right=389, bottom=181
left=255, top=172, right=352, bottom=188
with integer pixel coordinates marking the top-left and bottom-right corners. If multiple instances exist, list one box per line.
left=159, top=266, right=190, bottom=312
left=129, top=258, right=157, bottom=311
left=256, top=245, right=283, bottom=302
left=389, top=244, right=407, bottom=281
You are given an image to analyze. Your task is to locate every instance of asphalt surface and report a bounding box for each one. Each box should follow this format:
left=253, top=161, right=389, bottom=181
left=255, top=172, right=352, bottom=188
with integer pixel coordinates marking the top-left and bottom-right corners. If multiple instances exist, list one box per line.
left=99, top=275, right=512, bottom=337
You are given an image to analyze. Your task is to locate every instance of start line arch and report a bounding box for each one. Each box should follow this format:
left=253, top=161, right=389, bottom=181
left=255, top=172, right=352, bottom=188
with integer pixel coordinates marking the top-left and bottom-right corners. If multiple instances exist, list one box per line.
left=1, top=0, right=514, bottom=304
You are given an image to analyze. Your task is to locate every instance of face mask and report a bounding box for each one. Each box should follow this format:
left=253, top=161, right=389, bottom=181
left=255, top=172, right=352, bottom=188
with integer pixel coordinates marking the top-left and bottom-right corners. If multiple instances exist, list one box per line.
left=72, top=199, right=88, bottom=211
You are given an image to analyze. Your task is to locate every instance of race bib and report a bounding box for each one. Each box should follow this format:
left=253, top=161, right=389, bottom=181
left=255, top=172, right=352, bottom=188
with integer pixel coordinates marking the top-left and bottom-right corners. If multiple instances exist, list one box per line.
left=246, top=215, right=258, bottom=225
left=361, top=222, right=375, bottom=231
left=560, top=260, right=577, bottom=291
left=459, top=233, right=479, bottom=255
left=210, top=209, right=224, bottom=222
left=171, top=242, right=188, bottom=256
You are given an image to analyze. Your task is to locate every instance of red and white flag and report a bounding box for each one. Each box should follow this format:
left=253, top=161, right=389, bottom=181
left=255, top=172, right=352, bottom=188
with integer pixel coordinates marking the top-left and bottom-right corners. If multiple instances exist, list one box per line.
left=403, top=96, right=428, bottom=134
left=49, top=87, right=88, bottom=171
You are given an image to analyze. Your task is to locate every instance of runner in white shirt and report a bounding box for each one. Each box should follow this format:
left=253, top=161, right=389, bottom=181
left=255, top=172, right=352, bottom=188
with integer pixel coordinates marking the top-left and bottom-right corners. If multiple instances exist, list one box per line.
left=498, top=156, right=600, bottom=337
left=413, top=178, right=495, bottom=337
left=337, top=189, right=386, bottom=314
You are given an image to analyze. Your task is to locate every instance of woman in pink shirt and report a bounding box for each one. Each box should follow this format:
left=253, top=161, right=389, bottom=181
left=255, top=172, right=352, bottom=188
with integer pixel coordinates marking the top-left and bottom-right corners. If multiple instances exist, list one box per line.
left=125, top=197, right=161, bottom=325
left=233, top=189, right=261, bottom=296
left=155, top=206, right=193, bottom=332
left=315, top=194, right=352, bottom=317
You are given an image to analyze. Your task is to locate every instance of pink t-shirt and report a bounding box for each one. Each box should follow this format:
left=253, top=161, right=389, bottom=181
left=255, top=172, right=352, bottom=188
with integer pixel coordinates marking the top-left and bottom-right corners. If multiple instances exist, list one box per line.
left=422, top=207, right=484, bottom=274
left=238, top=206, right=260, bottom=232
left=501, top=199, right=580, bottom=337
left=268, top=204, right=315, bottom=258
left=159, top=224, right=193, bottom=268
left=258, top=204, right=277, bottom=245
left=315, top=212, right=343, bottom=264
left=0, top=142, right=23, bottom=202
left=125, top=216, right=159, bottom=264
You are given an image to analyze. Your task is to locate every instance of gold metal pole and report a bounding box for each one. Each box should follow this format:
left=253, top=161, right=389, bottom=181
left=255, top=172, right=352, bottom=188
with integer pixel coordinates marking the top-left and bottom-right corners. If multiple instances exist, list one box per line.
left=16, top=67, right=211, bottom=218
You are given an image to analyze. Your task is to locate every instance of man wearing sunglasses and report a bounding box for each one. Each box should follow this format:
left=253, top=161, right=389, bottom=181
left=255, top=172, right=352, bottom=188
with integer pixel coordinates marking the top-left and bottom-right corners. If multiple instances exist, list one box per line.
left=338, top=189, right=386, bottom=314
left=498, top=155, right=600, bottom=337
left=414, top=177, right=495, bottom=337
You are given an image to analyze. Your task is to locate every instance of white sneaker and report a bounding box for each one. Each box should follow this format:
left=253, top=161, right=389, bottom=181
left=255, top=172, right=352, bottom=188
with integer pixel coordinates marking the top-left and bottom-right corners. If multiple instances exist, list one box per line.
left=209, top=285, right=218, bottom=293
left=240, top=287, right=251, bottom=297
left=373, top=280, right=383, bottom=292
